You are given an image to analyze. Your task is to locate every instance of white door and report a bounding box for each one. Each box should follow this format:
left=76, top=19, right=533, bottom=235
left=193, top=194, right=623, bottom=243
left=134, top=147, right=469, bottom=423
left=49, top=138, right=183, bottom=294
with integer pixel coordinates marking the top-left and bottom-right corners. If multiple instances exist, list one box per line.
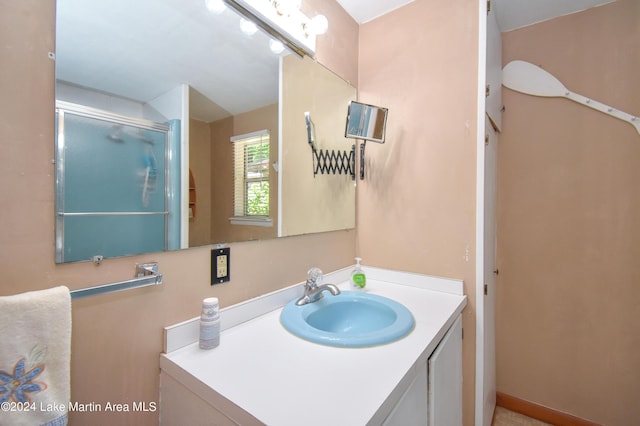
left=485, top=3, right=503, bottom=132
left=478, top=116, right=498, bottom=426
left=476, top=2, right=499, bottom=425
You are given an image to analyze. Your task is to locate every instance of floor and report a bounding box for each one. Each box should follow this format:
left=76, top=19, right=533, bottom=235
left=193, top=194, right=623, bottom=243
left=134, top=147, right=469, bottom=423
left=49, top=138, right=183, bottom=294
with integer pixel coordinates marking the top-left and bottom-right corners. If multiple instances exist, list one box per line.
left=492, top=407, right=552, bottom=426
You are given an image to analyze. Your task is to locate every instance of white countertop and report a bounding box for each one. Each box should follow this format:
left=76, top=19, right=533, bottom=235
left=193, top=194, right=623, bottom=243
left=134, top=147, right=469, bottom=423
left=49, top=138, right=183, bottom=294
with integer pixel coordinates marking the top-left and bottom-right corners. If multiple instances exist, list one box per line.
left=160, top=270, right=466, bottom=425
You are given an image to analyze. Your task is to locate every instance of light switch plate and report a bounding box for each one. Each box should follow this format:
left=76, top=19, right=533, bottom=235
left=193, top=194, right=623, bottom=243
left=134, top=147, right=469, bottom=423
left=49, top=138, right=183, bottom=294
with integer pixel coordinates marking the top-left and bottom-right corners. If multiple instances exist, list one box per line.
left=211, top=247, right=230, bottom=284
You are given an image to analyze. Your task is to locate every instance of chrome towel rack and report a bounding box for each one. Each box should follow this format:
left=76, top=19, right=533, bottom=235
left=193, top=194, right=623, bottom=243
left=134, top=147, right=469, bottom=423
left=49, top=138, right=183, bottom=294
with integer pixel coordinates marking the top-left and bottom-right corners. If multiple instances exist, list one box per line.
left=70, top=262, right=162, bottom=300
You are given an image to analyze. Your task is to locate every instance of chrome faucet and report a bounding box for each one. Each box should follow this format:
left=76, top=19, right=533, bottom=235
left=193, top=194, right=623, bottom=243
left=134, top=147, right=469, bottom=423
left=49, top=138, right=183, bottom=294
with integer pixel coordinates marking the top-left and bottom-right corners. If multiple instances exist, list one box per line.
left=295, top=267, right=341, bottom=306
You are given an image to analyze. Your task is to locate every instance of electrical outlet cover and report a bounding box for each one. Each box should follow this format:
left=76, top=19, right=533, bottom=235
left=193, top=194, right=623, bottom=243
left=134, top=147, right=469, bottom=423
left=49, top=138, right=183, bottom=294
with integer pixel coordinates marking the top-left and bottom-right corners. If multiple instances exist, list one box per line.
left=211, top=247, right=230, bottom=284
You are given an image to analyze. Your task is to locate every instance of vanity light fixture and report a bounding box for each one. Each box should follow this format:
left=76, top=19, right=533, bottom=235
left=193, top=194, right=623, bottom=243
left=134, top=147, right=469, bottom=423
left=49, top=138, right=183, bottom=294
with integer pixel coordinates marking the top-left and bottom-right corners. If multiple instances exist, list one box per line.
left=273, top=0, right=301, bottom=17
left=269, top=39, right=285, bottom=54
left=240, top=18, right=258, bottom=35
left=221, top=0, right=328, bottom=57
left=308, top=14, right=329, bottom=35
left=206, top=0, right=227, bottom=13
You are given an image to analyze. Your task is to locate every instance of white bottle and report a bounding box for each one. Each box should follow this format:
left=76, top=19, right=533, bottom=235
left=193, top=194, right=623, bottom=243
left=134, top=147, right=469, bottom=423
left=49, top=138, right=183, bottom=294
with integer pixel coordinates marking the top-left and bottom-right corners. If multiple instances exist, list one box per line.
left=350, top=257, right=367, bottom=290
left=199, top=297, right=220, bottom=350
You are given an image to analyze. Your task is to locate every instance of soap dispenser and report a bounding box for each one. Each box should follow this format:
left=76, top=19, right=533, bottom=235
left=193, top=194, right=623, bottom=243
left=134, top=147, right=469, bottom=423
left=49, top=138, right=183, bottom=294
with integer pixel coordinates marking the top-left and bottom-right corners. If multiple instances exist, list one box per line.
left=350, top=257, right=366, bottom=290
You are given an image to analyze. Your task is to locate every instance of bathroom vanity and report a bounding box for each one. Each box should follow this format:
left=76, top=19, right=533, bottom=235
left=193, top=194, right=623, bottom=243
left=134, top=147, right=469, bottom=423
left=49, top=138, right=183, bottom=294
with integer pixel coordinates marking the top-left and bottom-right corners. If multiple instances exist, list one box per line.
left=159, top=267, right=466, bottom=425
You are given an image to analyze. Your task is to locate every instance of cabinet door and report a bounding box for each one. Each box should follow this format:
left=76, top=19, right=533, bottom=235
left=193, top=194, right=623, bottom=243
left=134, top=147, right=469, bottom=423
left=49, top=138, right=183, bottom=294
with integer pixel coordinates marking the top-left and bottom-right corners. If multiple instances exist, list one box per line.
left=428, top=315, right=463, bottom=426
left=382, top=361, right=428, bottom=426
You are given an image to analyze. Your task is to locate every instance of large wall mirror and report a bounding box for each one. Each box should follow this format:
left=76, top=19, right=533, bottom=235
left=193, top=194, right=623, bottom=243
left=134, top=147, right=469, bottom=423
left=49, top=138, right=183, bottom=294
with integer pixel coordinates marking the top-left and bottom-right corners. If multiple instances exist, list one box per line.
left=54, top=0, right=356, bottom=263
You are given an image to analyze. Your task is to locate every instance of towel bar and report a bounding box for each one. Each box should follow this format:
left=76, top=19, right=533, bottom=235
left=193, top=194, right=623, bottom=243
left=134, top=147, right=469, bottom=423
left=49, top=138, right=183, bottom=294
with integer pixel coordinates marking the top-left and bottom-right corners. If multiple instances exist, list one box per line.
left=70, top=262, right=163, bottom=299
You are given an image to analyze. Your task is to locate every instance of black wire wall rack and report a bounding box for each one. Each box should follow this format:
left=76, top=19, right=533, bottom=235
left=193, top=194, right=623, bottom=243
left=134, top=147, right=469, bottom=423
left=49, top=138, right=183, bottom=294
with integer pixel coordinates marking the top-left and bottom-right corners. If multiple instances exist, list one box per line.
left=312, top=144, right=356, bottom=179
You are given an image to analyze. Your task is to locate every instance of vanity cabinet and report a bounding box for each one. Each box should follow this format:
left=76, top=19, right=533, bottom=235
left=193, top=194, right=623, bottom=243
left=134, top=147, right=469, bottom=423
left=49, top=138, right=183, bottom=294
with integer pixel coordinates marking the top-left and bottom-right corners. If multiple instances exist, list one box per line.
left=159, top=268, right=466, bottom=426
left=382, top=353, right=428, bottom=425
left=382, top=315, right=462, bottom=426
left=428, top=315, right=463, bottom=425
left=160, top=313, right=464, bottom=426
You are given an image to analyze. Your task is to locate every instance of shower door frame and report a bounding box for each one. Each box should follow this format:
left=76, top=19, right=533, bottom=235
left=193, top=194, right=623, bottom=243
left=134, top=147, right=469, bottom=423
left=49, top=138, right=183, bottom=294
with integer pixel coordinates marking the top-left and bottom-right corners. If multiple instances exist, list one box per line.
left=55, top=101, right=171, bottom=263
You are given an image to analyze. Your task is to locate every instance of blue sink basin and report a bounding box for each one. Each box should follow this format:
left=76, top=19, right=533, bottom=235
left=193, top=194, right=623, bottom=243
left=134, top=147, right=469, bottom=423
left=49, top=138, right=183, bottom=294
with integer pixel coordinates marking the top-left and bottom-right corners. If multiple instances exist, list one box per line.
left=280, top=291, right=415, bottom=348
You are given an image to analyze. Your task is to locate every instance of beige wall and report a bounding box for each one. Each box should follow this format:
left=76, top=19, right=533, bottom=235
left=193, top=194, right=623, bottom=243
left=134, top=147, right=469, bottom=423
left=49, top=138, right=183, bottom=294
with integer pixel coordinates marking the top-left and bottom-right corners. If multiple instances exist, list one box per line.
left=188, top=118, right=212, bottom=246
left=357, top=1, right=479, bottom=425
left=210, top=104, right=279, bottom=243
left=0, top=1, right=357, bottom=425
left=303, top=0, right=359, bottom=86
left=497, top=1, right=640, bottom=424
left=209, top=115, right=235, bottom=244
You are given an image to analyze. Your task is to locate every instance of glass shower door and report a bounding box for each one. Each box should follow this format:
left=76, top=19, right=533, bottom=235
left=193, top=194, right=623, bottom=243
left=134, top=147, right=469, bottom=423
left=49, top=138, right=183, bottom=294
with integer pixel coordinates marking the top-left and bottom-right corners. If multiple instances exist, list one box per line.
left=55, top=103, right=172, bottom=263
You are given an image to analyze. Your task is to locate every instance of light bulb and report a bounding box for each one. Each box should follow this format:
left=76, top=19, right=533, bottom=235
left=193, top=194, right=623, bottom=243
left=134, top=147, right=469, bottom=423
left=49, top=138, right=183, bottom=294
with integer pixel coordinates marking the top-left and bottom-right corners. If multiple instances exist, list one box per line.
left=274, top=0, right=301, bottom=16
left=310, top=15, right=328, bottom=35
left=240, top=18, right=258, bottom=36
left=205, top=0, right=225, bottom=13
left=269, top=39, right=285, bottom=54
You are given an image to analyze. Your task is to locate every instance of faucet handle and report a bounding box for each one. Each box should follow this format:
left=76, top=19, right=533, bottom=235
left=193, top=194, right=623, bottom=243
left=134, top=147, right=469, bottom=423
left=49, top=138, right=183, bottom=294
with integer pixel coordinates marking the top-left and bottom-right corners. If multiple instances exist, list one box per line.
left=307, top=267, right=323, bottom=286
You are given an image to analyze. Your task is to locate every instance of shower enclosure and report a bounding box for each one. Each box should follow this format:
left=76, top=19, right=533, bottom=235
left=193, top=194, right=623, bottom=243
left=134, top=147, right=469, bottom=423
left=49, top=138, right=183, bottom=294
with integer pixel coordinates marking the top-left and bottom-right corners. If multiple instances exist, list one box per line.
left=55, top=101, right=181, bottom=263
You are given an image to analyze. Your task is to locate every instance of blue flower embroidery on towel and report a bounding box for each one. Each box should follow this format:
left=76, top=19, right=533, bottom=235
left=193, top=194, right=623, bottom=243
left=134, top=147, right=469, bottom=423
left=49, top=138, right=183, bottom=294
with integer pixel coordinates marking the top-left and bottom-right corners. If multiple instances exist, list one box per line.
left=0, top=358, right=47, bottom=403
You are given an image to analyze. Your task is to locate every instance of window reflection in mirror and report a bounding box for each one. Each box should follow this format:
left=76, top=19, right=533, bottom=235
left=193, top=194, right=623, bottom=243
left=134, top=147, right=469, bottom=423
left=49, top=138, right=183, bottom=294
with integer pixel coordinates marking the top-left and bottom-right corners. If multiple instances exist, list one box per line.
left=230, top=130, right=273, bottom=226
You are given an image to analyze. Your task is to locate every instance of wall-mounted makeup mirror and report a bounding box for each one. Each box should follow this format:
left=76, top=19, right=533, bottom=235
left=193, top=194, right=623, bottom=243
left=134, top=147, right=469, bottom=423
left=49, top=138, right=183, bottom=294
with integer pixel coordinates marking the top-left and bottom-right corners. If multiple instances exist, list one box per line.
left=54, top=0, right=356, bottom=263
left=304, top=112, right=317, bottom=151
left=345, top=101, right=388, bottom=143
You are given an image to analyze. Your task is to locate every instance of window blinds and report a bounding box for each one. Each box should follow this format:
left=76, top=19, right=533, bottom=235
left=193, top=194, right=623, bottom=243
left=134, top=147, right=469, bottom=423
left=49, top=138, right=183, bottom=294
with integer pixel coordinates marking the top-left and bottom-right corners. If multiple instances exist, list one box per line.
left=231, top=130, right=270, bottom=218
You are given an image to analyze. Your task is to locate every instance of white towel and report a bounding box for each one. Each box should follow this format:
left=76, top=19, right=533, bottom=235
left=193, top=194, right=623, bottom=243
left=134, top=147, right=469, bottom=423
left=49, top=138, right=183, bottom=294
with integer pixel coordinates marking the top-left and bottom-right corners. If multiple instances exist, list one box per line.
left=0, top=286, right=71, bottom=426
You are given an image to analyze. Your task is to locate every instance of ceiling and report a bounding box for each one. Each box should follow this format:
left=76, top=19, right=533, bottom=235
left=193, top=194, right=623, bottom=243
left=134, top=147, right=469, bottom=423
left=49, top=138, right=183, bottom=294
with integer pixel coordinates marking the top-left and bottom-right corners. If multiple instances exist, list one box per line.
left=335, top=0, right=415, bottom=24
left=336, top=0, right=615, bottom=29
left=491, top=0, right=615, bottom=32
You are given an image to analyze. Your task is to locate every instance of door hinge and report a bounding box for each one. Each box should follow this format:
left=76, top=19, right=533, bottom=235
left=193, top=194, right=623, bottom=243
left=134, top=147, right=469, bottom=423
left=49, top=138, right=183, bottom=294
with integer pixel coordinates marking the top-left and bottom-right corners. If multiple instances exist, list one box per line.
left=485, top=134, right=489, bottom=146
left=487, top=0, right=491, bottom=13
left=484, top=283, right=488, bottom=295
left=485, top=84, right=490, bottom=97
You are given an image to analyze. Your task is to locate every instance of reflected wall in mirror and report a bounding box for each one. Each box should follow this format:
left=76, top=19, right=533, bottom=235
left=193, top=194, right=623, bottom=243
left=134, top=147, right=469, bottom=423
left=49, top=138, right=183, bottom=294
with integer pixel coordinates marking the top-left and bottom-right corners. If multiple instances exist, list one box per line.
left=54, top=0, right=356, bottom=263
left=345, top=101, right=388, bottom=143
left=280, top=56, right=357, bottom=237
